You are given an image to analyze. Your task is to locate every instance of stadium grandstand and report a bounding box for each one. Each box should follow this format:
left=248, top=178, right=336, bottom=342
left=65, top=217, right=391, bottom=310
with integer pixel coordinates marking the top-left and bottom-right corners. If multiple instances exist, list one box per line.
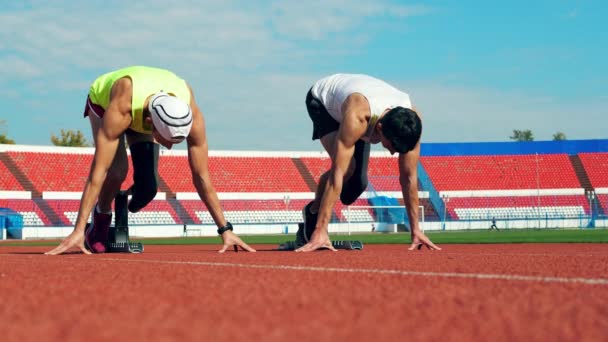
left=1, top=139, right=607, bottom=239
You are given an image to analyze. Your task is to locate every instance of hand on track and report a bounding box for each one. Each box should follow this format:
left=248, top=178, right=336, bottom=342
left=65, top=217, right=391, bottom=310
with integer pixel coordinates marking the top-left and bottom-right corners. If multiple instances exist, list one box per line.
left=219, top=230, right=256, bottom=253
left=45, top=231, right=91, bottom=255
left=408, top=231, right=441, bottom=251
left=295, top=231, right=337, bottom=252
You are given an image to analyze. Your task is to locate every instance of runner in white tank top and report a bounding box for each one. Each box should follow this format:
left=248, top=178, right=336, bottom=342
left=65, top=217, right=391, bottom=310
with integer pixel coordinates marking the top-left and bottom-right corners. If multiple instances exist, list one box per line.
left=311, top=74, right=412, bottom=143
left=297, top=73, right=440, bottom=252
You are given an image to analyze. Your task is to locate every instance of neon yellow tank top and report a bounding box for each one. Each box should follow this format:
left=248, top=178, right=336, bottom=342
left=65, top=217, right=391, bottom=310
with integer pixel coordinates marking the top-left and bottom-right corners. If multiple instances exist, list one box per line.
left=88, top=66, right=191, bottom=134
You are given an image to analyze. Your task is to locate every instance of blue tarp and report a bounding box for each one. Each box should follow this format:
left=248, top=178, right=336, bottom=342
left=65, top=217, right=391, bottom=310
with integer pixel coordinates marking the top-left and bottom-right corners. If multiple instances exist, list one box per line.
left=368, top=196, right=404, bottom=224
left=0, top=208, right=24, bottom=239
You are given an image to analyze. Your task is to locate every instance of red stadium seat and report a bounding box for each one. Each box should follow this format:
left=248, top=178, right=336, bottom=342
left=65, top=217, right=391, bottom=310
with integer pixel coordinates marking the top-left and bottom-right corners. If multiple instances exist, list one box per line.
left=446, top=195, right=590, bottom=220
left=160, top=156, right=310, bottom=193
left=5, top=151, right=134, bottom=192
left=0, top=158, right=24, bottom=191
left=421, top=154, right=581, bottom=191
left=578, top=153, right=608, bottom=188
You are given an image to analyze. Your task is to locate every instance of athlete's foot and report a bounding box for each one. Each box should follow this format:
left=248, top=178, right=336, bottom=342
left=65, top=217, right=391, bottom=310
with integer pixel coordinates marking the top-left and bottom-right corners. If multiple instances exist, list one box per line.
left=301, top=201, right=318, bottom=242
left=85, top=208, right=112, bottom=253
left=408, top=241, right=424, bottom=250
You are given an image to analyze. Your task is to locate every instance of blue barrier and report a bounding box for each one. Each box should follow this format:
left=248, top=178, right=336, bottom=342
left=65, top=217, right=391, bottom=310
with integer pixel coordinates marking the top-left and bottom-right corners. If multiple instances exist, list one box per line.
left=418, top=162, right=444, bottom=221
left=421, top=139, right=608, bottom=156
left=0, top=208, right=24, bottom=239
left=368, top=196, right=404, bottom=223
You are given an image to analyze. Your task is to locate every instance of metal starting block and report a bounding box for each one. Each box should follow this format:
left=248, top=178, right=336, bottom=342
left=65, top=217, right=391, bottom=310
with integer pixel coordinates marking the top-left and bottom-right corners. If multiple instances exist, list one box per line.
left=107, top=242, right=144, bottom=253
left=106, top=191, right=144, bottom=254
left=331, top=240, right=363, bottom=250
left=278, top=239, right=363, bottom=251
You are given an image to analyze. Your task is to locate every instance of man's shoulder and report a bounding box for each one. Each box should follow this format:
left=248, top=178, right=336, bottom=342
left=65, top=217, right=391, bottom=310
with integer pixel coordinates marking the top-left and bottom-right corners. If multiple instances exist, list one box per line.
left=344, top=92, right=369, bottom=109
left=109, top=77, right=134, bottom=101
left=113, top=77, right=133, bottom=90
left=342, top=93, right=370, bottom=119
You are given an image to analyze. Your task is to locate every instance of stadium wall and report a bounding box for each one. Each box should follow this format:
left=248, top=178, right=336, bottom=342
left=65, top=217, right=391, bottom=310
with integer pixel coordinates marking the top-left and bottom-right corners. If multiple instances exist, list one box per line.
left=8, top=217, right=596, bottom=240
left=421, top=139, right=608, bottom=156
left=3, top=139, right=608, bottom=157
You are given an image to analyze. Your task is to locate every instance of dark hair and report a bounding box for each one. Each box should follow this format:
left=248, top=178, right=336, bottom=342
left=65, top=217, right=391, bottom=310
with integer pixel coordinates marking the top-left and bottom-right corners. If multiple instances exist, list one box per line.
left=379, top=107, right=422, bottom=154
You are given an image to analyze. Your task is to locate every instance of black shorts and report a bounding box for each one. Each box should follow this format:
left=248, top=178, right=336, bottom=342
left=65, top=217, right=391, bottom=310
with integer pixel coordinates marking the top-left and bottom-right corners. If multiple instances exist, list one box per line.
left=305, top=89, right=371, bottom=204
left=306, top=89, right=340, bottom=140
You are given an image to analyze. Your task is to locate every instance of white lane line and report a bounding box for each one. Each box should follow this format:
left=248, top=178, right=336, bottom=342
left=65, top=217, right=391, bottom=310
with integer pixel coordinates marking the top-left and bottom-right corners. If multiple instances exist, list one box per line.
left=99, top=258, right=608, bottom=286
left=436, top=252, right=608, bottom=258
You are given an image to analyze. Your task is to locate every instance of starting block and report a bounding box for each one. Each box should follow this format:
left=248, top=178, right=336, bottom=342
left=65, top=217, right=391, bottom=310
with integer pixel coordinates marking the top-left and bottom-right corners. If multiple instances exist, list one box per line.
left=278, top=239, right=363, bottom=251
left=106, top=191, right=144, bottom=253
left=278, top=222, right=363, bottom=251
left=331, top=240, right=363, bottom=250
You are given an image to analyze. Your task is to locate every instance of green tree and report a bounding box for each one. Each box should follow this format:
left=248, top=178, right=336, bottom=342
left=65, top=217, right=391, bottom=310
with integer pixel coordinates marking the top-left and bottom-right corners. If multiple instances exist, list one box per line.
left=0, top=134, right=15, bottom=144
left=51, top=129, right=91, bottom=147
left=509, top=129, right=534, bottom=142
left=552, top=132, right=567, bottom=141
left=0, top=120, right=15, bottom=144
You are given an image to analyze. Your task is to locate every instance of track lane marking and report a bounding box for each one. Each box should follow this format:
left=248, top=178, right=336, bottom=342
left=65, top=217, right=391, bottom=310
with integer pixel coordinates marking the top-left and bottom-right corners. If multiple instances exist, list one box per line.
left=99, top=257, right=608, bottom=285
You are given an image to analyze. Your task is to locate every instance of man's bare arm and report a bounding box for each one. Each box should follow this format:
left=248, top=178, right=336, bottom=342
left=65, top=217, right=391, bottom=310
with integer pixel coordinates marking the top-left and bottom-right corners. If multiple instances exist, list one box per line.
left=399, top=140, right=440, bottom=250
left=296, top=94, right=368, bottom=252
left=399, top=141, right=421, bottom=232
left=45, top=79, right=132, bottom=255
left=74, top=81, right=133, bottom=233
left=316, top=94, right=368, bottom=231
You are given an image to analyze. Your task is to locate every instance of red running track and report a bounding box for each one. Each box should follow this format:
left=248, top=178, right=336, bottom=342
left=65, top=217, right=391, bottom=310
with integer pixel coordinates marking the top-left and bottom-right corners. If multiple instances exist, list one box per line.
left=0, top=244, right=607, bottom=341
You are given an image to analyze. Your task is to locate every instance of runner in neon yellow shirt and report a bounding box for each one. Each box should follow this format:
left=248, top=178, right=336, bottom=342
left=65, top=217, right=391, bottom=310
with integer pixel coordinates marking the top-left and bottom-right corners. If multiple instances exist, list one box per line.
left=46, top=66, right=255, bottom=255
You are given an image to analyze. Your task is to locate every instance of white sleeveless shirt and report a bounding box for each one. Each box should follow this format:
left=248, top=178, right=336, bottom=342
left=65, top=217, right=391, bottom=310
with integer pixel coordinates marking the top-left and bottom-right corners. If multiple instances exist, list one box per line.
left=310, top=74, right=412, bottom=143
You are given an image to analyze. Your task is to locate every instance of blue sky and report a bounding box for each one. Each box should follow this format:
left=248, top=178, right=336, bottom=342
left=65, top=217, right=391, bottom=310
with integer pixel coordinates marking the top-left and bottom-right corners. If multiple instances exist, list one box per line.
left=0, top=0, right=606, bottom=151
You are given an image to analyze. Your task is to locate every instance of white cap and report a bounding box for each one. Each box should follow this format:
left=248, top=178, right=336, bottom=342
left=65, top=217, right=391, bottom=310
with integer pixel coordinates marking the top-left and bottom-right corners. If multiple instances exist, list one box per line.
left=148, top=92, right=193, bottom=143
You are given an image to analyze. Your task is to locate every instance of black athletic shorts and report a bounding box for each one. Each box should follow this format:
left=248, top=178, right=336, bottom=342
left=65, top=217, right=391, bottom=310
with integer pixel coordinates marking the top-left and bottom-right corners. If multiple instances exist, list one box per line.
left=306, top=89, right=340, bottom=140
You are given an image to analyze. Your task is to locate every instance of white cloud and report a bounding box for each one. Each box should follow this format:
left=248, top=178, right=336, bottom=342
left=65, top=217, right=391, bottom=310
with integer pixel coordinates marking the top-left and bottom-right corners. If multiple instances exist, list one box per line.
left=1, top=1, right=422, bottom=78
left=405, top=82, right=607, bottom=142
left=1, top=0, right=433, bottom=149
left=565, top=9, right=578, bottom=19
left=269, top=1, right=431, bottom=40
left=0, top=55, right=42, bottom=78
